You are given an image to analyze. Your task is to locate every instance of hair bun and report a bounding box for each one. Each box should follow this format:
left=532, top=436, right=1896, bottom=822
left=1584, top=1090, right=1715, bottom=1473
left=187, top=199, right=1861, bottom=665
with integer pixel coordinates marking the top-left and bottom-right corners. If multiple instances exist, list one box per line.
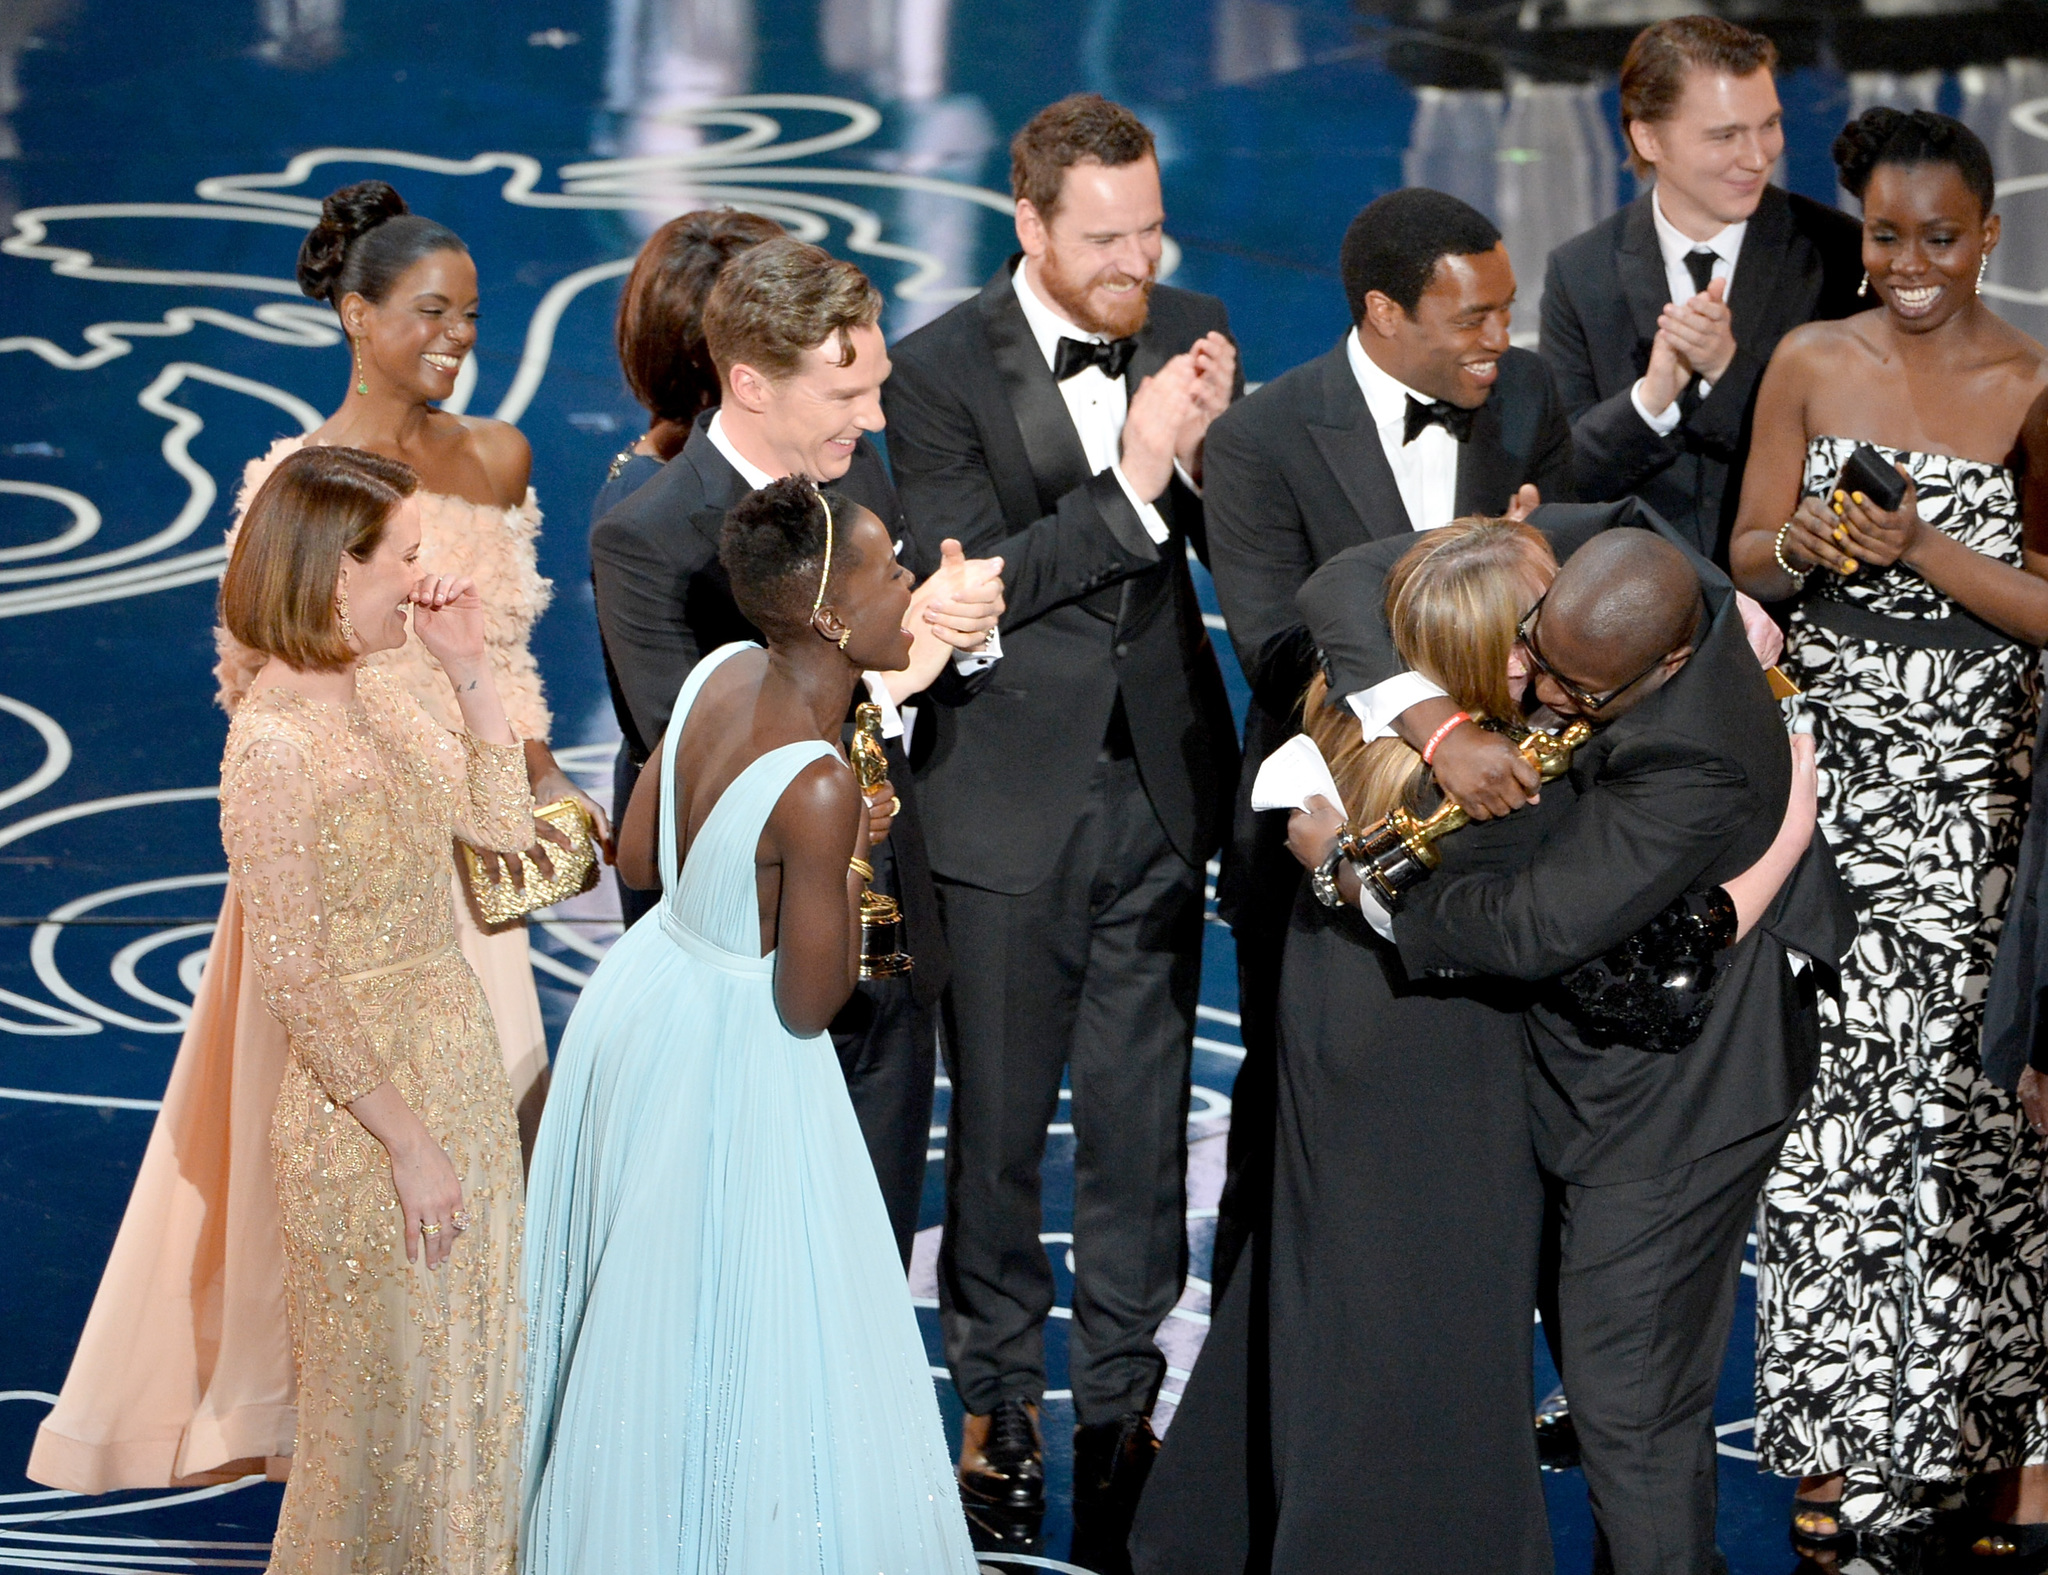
left=296, top=180, right=410, bottom=302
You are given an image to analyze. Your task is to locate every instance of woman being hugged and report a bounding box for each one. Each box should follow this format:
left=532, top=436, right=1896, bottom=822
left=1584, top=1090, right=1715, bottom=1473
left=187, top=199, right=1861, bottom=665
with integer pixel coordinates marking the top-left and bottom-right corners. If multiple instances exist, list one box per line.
left=226, top=446, right=532, bottom=1567
left=220, top=179, right=608, bottom=1154
left=1730, top=108, right=2048, bottom=1555
left=521, top=476, right=975, bottom=1570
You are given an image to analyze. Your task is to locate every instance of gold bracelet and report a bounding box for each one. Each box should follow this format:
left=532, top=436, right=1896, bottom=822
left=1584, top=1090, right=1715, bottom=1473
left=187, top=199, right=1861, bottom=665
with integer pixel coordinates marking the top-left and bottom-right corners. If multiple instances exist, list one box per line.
left=848, top=856, right=874, bottom=881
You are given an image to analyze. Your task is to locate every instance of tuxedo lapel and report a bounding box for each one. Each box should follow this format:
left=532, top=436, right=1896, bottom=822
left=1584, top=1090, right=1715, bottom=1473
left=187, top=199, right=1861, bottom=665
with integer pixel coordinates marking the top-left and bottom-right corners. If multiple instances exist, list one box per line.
left=977, top=264, right=1093, bottom=516
left=1455, top=396, right=1518, bottom=517
left=1307, top=339, right=1409, bottom=539
left=1617, top=194, right=1670, bottom=349
left=679, top=422, right=746, bottom=556
left=1727, top=186, right=1807, bottom=350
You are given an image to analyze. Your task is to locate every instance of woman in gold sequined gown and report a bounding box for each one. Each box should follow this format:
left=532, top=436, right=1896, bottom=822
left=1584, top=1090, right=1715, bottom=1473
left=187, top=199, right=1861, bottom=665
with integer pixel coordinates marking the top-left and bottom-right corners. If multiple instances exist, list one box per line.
left=222, top=445, right=533, bottom=1571
left=29, top=181, right=581, bottom=1505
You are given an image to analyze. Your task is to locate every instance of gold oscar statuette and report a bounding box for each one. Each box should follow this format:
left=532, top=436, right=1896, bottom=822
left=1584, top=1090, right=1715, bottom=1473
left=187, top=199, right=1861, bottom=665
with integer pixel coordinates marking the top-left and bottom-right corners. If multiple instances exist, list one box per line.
left=1339, top=720, right=1594, bottom=907
left=850, top=703, right=913, bottom=979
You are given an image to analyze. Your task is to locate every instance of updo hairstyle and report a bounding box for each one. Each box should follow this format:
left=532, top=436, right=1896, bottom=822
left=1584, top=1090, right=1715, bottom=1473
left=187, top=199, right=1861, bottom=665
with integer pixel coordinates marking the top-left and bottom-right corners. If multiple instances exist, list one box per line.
left=1832, top=108, right=1996, bottom=217
left=296, top=180, right=469, bottom=310
left=219, top=445, right=418, bottom=671
left=719, top=475, right=862, bottom=638
left=617, top=208, right=785, bottom=424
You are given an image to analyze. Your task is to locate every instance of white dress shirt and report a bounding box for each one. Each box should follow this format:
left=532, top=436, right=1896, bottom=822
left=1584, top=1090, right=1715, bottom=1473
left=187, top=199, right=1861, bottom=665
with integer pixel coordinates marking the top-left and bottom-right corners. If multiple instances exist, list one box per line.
left=1339, top=331, right=1467, bottom=739
left=705, top=411, right=998, bottom=744
left=1010, top=260, right=1173, bottom=543
left=1631, top=189, right=1747, bottom=435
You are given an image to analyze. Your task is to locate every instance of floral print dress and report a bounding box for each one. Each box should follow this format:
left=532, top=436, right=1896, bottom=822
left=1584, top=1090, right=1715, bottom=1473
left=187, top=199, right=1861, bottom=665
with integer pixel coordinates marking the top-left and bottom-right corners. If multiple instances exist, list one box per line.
left=1754, top=436, right=2048, bottom=1530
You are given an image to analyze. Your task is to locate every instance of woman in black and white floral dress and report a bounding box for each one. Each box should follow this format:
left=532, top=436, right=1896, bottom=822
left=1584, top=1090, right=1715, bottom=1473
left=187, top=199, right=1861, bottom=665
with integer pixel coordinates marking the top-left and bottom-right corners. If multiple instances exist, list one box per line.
left=1731, top=109, right=2048, bottom=1559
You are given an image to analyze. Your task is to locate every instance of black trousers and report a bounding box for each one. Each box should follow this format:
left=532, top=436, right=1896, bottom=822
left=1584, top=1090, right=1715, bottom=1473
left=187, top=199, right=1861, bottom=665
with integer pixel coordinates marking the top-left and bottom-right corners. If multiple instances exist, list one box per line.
left=935, top=751, right=1203, bottom=1426
left=611, top=739, right=933, bottom=1266
left=1557, top=1118, right=1793, bottom=1575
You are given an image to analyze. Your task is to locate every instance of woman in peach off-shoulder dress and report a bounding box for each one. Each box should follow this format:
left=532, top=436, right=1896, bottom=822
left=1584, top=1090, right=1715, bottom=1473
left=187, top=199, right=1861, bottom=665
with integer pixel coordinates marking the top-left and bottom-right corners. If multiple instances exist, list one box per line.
left=29, top=180, right=604, bottom=1501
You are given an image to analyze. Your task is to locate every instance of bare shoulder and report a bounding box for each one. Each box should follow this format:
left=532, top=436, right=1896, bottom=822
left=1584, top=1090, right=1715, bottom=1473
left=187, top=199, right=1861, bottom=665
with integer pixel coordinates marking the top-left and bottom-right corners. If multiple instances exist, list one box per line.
left=453, top=415, right=532, bottom=507
left=1775, top=314, right=1877, bottom=375
left=765, top=752, right=861, bottom=858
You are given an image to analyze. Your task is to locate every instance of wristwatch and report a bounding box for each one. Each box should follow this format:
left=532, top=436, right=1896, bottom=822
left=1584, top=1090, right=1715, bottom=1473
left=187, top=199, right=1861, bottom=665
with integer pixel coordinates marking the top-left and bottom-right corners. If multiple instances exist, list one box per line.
left=1311, top=842, right=1351, bottom=910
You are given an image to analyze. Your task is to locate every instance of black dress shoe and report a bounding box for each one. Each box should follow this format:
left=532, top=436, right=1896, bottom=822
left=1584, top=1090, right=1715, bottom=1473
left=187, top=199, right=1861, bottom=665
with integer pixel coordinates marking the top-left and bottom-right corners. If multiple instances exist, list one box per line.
left=1534, top=1385, right=1581, bottom=1473
left=959, top=1396, right=1044, bottom=1511
left=1070, top=1415, right=1158, bottom=1575
left=1072, top=1412, right=1160, bottom=1509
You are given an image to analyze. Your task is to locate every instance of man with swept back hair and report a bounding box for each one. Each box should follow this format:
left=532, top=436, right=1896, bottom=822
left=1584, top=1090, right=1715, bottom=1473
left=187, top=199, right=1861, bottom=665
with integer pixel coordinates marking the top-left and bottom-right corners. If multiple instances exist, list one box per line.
left=883, top=91, right=1240, bottom=1538
left=589, top=234, right=1006, bottom=1271
left=1295, top=510, right=1856, bottom=1573
left=1541, top=13, right=1862, bottom=560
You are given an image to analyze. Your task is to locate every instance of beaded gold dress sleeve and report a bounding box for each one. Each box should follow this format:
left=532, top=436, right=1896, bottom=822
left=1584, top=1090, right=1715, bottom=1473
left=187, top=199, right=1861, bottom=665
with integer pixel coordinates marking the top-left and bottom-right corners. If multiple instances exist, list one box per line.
left=221, top=669, right=532, bottom=1574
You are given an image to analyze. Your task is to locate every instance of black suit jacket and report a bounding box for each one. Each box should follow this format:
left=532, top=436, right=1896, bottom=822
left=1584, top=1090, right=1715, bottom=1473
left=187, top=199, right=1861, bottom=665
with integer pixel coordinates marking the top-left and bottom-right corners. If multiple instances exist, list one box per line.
left=590, top=411, right=906, bottom=760
left=1299, top=502, right=1857, bottom=1184
left=882, top=259, right=1242, bottom=893
left=1540, top=186, right=1864, bottom=561
left=1205, top=335, right=1573, bottom=925
left=587, top=410, right=954, bottom=1006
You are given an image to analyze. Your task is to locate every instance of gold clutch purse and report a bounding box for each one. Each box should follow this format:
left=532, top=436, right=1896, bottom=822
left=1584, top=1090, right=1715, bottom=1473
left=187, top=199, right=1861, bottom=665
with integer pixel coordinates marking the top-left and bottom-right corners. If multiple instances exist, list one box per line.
left=458, top=796, right=600, bottom=927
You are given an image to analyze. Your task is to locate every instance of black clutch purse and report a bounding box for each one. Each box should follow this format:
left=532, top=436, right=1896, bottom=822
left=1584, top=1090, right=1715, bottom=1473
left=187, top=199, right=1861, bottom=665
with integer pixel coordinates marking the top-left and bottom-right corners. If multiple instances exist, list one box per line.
left=1834, top=443, right=1909, bottom=513
left=1551, top=887, right=1738, bottom=1053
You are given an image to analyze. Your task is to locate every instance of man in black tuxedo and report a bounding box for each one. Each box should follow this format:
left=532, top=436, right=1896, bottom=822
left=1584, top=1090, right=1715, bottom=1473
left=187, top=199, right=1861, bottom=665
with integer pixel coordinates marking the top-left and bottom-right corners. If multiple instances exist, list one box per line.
left=1203, top=186, right=1573, bottom=1289
left=881, top=93, right=1241, bottom=1527
left=1541, top=14, right=1863, bottom=562
left=589, top=237, right=1003, bottom=1264
left=1303, top=515, right=1855, bottom=1574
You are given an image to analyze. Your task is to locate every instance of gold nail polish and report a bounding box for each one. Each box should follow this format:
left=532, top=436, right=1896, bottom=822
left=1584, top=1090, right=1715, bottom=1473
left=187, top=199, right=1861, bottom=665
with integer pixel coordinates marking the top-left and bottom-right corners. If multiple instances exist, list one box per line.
left=1852, top=492, right=1866, bottom=506
left=1842, top=557, right=1858, bottom=573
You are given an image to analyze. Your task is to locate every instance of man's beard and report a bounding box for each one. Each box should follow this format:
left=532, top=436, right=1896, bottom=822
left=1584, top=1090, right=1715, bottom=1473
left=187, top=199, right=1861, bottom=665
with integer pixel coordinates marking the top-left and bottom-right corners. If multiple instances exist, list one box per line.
left=1039, top=247, right=1153, bottom=339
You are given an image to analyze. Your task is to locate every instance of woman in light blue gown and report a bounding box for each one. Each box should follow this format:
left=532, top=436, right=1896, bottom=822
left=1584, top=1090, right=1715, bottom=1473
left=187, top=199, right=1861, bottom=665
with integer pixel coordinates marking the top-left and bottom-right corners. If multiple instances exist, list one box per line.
left=520, top=476, right=976, bottom=1573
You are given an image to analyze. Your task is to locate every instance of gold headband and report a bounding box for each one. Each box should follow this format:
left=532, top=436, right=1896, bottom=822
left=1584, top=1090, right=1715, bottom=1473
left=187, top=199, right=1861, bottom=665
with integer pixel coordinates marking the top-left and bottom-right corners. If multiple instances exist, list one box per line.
left=810, top=486, right=835, bottom=620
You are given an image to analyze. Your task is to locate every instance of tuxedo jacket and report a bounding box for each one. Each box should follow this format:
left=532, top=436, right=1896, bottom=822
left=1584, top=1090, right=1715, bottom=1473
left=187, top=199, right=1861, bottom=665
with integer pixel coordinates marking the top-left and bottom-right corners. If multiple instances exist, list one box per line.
left=587, top=410, right=954, bottom=1006
left=1300, top=500, right=1857, bottom=1184
left=881, top=260, right=1242, bottom=894
left=1540, top=186, right=1864, bottom=561
left=1204, top=336, right=1573, bottom=924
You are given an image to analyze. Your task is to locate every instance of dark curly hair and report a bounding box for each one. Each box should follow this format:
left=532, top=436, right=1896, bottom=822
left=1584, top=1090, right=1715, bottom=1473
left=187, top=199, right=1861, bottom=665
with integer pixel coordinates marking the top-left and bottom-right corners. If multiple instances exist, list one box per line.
left=1340, top=188, right=1502, bottom=322
left=296, top=180, right=469, bottom=309
left=1833, top=107, right=1996, bottom=217
left=719, top=476, right=863, bottom=637
left=617, top=208, right=784, bottom=424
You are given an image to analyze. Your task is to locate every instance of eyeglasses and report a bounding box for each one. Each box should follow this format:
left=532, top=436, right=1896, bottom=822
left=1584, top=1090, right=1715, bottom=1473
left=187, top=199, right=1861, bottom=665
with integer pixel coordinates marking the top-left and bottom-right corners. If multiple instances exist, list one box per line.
left=1515, top=592, right=1699, bottom=715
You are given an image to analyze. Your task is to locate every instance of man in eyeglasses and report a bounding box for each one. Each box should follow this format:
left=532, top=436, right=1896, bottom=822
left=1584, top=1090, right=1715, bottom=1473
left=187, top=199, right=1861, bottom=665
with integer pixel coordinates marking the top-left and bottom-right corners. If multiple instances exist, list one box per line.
left=1298, top=516, right=1855, bottom=1575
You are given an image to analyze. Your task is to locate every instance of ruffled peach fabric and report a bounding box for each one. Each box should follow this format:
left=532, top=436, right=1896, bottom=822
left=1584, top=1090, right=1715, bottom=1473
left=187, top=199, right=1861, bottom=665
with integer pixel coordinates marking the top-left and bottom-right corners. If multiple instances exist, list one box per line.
left=29, top=437, right=556, bottom=1493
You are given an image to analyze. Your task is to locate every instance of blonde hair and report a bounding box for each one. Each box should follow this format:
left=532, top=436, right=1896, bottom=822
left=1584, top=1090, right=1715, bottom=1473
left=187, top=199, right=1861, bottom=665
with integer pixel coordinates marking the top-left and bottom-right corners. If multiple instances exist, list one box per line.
left=1301, top=516, right=1555, bottom=825
left=218, top=445, right=417, bottom=671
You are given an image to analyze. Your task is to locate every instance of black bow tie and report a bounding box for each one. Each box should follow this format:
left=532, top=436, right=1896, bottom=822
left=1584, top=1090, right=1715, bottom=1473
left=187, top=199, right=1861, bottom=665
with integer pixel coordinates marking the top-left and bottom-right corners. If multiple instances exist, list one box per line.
left=1403, top=395, right=1477, bottom=445
left=1054, top=334, right=1138, bottom=382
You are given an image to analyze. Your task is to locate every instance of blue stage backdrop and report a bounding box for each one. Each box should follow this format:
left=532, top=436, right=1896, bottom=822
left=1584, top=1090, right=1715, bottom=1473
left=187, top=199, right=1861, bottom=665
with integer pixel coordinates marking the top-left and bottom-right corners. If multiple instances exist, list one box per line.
left=3, top=1, right=2045, bottom=1568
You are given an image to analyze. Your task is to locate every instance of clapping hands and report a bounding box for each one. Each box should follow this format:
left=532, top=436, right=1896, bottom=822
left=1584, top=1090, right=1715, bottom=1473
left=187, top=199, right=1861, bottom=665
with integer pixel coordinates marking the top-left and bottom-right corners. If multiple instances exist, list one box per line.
left=1121, top=331, right=1237, bottom=498
left=1641, top=277, right=1738, bottom=415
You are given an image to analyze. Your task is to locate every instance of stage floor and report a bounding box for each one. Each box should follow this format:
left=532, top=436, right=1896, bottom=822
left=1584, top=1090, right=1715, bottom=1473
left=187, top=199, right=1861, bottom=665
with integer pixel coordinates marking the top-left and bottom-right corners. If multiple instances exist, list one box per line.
left=5, top=0, right=2043, bottom=1569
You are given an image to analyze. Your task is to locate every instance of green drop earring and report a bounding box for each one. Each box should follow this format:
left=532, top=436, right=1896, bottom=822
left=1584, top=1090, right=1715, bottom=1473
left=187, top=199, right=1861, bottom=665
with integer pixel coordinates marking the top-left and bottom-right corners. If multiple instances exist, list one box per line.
left=352, top=337, right=368, bottom=397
